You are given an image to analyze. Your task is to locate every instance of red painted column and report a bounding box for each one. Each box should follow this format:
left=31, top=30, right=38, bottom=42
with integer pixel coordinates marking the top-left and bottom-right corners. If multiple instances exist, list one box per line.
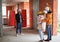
left=21, top=9, right=27, bottom=27
left=8, top=10, right=16, bottom=26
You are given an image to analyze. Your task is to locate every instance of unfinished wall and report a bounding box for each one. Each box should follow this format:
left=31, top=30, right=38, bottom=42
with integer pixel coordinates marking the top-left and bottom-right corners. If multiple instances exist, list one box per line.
left=0, top=0, right=3, bottom=37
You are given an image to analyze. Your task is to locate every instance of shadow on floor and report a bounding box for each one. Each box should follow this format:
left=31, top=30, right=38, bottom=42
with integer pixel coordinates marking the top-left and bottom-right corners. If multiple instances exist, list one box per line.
left=3, top=28, right=39, bottom=36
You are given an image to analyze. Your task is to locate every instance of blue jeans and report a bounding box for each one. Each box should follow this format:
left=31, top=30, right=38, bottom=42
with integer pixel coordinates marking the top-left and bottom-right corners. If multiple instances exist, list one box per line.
left=46, top=25, right=52, bottom=40
left=39, top=30, right=44, bottom=40
left=16, top=23, right=22, bottom=34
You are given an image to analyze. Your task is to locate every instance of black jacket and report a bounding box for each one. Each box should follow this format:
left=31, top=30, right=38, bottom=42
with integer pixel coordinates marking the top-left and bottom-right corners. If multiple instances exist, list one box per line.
left=15, top=13, right=20, bottom=23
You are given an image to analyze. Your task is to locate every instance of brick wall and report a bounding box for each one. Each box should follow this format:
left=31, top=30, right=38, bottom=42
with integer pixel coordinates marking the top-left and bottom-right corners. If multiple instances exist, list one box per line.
left=18, top=2, right=24, bottom=9
left=53, top=0, right=58, bottom=35
left=29, top=0, right=33, bottom=28
left=39, top=0, right=53, bottom=11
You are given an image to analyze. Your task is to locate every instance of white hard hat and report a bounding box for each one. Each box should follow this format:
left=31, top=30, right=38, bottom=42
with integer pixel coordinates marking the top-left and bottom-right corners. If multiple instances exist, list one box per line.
left=43, top=10, right=48, bottom=14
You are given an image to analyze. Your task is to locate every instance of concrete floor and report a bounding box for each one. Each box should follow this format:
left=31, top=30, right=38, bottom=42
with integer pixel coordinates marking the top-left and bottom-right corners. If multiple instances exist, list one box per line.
left=0, top=26, right=60, bottom=42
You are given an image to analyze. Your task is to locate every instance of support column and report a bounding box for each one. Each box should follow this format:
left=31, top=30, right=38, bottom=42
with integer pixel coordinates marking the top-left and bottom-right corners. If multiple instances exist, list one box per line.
left=53, top=0, right=58, bottom=35
left=33, top=0, right=39, bottom=29
left=0, top=0, right=3, bottom=37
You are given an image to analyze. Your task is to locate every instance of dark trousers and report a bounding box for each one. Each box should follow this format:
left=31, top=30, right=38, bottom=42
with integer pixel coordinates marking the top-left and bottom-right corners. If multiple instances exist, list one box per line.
left=46, top=25, right=52, bottom=40
left=16, top=22, right=22, bottom=34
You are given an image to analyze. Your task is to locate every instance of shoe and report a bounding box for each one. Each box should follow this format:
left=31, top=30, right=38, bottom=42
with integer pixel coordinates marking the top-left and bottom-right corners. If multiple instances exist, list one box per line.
left=44, top=39, right=51, bottom=41
left=39, top=40, right=43, bottom=42
left=16, top=34, right=18, bottom=37
left=20, top=33, right=24, bottom=35
left=49, top=39, right=51, bottom=41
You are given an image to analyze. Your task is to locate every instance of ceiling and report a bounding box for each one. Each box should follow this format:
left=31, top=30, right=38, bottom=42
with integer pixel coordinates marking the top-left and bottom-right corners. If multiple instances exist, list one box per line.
left=2, top=0, right=29, bottom=6
left=2, top=0, right=29, bottom=3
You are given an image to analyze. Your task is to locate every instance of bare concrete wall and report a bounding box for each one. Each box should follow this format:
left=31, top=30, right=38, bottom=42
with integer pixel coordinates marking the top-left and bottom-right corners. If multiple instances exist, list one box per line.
left=0, top=0, right=3, bottom=37
left=33, top=0, right=39, bottom=29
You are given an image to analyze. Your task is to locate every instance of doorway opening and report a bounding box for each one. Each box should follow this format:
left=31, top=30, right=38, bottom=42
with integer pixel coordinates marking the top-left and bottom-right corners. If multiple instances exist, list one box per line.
left=57, top=0, right=60, bottom=32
